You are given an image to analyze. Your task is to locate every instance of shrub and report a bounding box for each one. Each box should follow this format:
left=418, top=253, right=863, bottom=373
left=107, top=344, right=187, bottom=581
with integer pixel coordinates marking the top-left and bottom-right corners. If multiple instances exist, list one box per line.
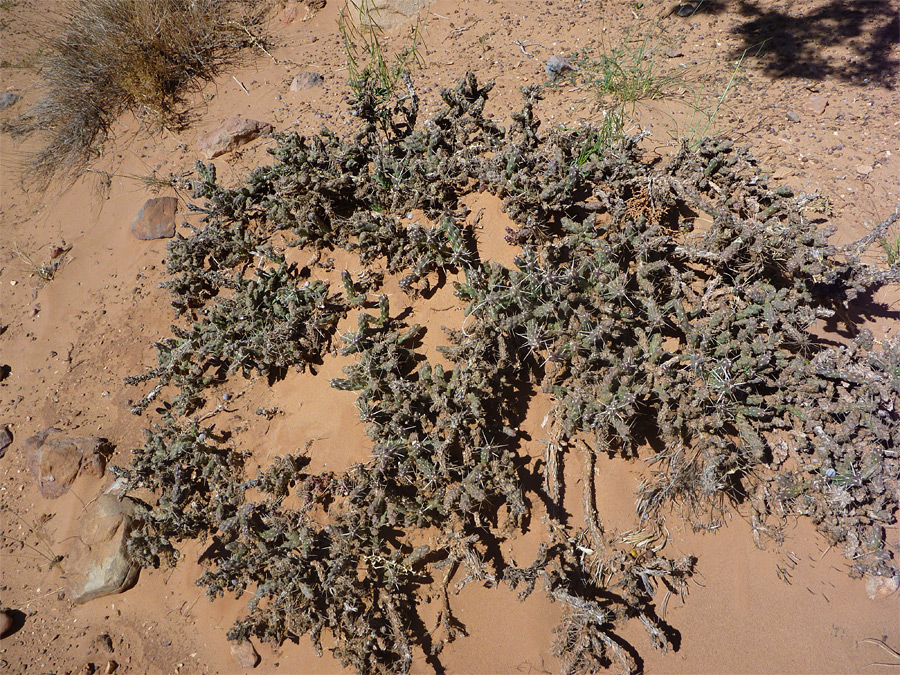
left=5, top=0, right=266, bottom=185
left=119, top=72, right=899, bottom=674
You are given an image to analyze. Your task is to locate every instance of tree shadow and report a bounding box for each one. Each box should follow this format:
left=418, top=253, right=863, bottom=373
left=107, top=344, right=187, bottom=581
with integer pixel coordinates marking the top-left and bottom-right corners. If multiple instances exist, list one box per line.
left=722, top=0, right=900, bottom=86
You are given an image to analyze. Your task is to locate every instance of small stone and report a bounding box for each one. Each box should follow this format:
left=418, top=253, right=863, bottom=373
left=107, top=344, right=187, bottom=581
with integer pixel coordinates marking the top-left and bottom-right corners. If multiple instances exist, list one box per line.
left=865, top=572, right=899, bottom=600
left=0, top=609, right=13, bottom=638
left=802, top=95, right=828, bottom=116
left=665, top=47, right=684, bottom=58
left=855, top=164, right=873, bottom=176
left=545, top=55, right=576, bottom=80
left=231, top=640, right=260, bottom=669
left=786, top=111, right=800, bottom=123
left=198, top=117, right=273, bottom=159
left=281, top=0, right=301, bottom=24
left=104, top=661, right=118, bottom=675
left=0, top=92, right=21, bottom=111
left=0, top=425, right=12, bottom=459
left=131, top=196, right=178, bottom=240
left=49, top=243, right=70, bottom=259
left=96, top=632, right=114, bottom=653
left=290, top=72, right=324, bottom=90
left=24, top=429, right=110, bottom=498
left=67, top=495, right=141, bottom=604
left=675, top=3, right=696, bottom=16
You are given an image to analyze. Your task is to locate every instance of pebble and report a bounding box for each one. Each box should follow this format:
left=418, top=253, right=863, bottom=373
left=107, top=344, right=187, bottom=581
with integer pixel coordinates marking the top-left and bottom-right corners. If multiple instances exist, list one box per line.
left=865, top=572, right=899, bottom=600
left=231, top=640, right=260, bottom=669
left=786, top=111, right=800, bottom=123
left=855, top=164, right=873, bottom=176
left=802, top=95, right=828, bottom=116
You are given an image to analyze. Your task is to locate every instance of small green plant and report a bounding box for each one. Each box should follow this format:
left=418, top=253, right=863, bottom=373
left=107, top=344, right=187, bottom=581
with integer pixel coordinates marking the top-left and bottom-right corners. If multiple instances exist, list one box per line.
left=338, top=0, right=425, bottom=132
left=682, top=44, right=754, bottom=147
left=881, top=226, right=900, bottom=265
left=566, top=18, right=683, bottom=153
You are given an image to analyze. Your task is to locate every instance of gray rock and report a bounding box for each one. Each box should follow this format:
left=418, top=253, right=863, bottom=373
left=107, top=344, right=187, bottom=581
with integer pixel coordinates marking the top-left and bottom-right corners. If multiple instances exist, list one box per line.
left=198, top=117, right=273, bottom=159
left=131, top=196, right=178, bottom=240
left=67, top=494, right=141, bottom=604
left=786, top=111, right=801, bottom=123
left=0, top=92, right=21, bottom=111
left=231, top=640, right=260, bottom=668
left=356, top=0, right=430, bottom=30
left=545, top=55, right=576, bottom=80
left=0, top=425, right=11, bottom=459
left=290, top=71, right=324, bottom=91
left=675, top=3, right=696, bottom=16
left=24, top=428, right=109, bottom=498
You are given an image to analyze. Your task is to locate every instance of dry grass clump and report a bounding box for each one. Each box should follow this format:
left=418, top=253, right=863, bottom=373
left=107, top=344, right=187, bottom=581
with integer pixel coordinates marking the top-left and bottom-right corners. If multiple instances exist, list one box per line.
left=5, top=0, right=266, bottom=185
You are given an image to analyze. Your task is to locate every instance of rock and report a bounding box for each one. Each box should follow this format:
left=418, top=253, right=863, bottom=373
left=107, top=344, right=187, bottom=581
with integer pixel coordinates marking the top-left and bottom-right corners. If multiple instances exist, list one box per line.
left=130, top=196, right=177, bottom=240
left=0, top=425, right=12, bottom=459
left=0, top=92, right=21, bottom=111
left=865, top=572, right=899, bottom=600
left=675, top=3, right=696, bottom=16
left=290, top=71, right=324, bottom=90
left=786, top=111, right=800, bottom=123
left=281, top=0, right=301, bottom=24
left=356, top=0, right=430, bottom=30
left=231, top=640, right=260, bottom=669
left=855, top=164, right=873, bottom=176
left=802, top=95, right=828, bottom=116
left=545, top=55, right=576, bottom=80
left=24, top=428, right=110, bottom=498
left=96, top=632, right=114, bottom=653
left=665, top=47, right=684, bottom=58
left=0, top=609, right=12, bottom=638
left=198, top=117, right=273, bottom=159
left=67, top=494, right=141, bottom=604
left=105, top=661, right=119, bottom=675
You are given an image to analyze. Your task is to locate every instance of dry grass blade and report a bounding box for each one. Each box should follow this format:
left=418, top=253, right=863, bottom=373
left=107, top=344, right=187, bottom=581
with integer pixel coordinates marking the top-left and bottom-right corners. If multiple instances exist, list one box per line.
left=5, top=0, right=267, bottom=187
left=861, top=638, right=900, bottom=668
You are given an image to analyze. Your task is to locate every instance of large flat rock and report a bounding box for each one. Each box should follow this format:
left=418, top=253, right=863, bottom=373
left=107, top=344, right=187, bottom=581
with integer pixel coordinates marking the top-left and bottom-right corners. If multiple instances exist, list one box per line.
left=67, top=494, right=141, bottom=604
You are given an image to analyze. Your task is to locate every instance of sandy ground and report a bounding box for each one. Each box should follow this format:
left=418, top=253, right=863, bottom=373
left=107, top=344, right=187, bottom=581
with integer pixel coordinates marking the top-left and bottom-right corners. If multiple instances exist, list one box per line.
left=1, top=0, right=898, bottom=673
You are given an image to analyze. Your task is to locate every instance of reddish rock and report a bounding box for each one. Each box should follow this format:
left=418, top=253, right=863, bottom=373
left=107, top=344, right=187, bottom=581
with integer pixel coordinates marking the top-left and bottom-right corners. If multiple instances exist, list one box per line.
left=198, top=117, right=273, bottom=159
left=130, top=196, right=177, bottom=240
left=802, top=95, right=828, bottom=116
left=231, top=640, right=260, bottom=669
left=865, top=572, right=899, bottom=599
left=24, top=428, right=109, bottom=498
